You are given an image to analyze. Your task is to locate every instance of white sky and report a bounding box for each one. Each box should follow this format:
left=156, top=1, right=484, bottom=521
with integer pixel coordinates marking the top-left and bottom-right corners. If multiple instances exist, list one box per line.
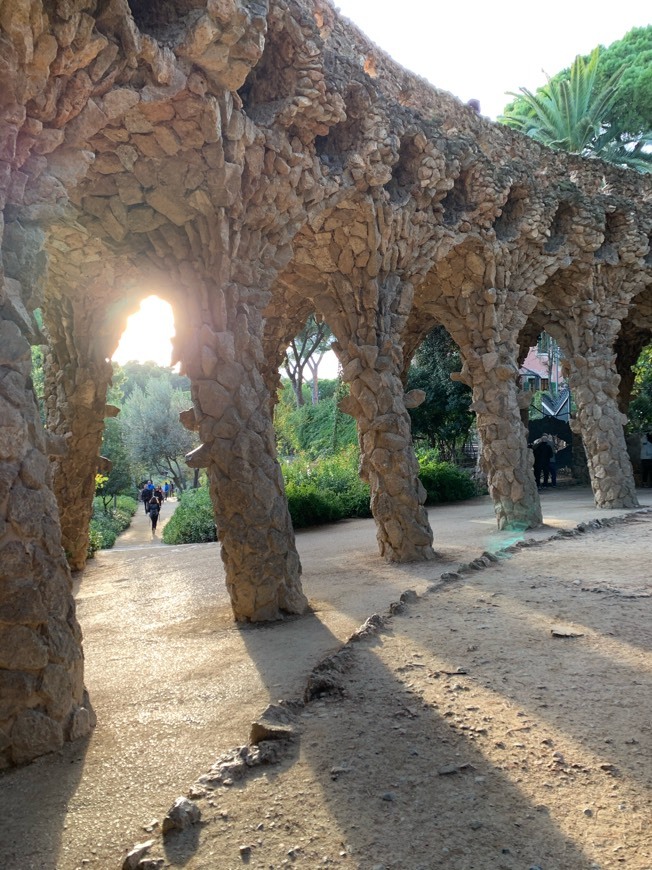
left=335, top=0, right=651, bottom=120
left=112, top=296, right=175, bottom=367
left=113, top=3, right=650, bottom=376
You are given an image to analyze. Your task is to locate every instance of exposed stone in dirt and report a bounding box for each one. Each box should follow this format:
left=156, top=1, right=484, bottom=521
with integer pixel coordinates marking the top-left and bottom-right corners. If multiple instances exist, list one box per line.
left=115, top=510, right=652, bottom=870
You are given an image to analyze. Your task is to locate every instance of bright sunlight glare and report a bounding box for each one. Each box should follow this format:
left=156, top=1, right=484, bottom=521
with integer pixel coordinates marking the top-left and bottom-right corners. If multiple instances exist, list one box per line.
left=111, top=294, right=345, bottom=379
left=112, top=295, right=175, bottom=367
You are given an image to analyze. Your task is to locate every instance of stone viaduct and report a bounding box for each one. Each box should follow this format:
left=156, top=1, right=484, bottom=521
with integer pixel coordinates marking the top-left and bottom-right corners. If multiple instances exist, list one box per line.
left=0, top=0, right=650, bottom=765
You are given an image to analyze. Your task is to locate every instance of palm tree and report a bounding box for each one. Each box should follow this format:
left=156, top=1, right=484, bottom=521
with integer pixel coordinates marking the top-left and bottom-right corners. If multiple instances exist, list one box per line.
left=499, top=48, right=652, bottom=172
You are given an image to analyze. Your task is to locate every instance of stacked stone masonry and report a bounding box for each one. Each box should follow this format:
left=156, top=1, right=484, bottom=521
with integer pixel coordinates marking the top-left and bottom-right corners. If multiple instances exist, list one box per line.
left=0, top=0, right=650, bottom=765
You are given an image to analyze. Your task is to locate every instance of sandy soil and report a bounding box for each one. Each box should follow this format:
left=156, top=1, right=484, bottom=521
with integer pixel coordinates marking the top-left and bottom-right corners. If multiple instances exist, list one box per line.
left=139, top=514, right=652, bottom=870
left=0, top=492, right=651, bottom=870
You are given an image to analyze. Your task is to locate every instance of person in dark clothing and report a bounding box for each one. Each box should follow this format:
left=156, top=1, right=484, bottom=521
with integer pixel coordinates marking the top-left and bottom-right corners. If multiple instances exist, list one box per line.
left=142, top=481, right=153, bottom=514
left=533, top=437, right=554, bottom=488
left=641, top=432, right=652, bottom=487
left=149, top=496, right=161, bottom=534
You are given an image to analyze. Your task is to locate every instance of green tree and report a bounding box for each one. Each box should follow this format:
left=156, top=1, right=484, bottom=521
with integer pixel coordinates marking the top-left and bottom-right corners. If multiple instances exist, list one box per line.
left=30, top=309, right=46, bottom=422
left=106, top=363, right=126, bottom=407
left=628, top=344, right=652, bottom=431
left=500, top=45, right=652, bottom=172
left=591, top=26, right=652, bottom=134
left=119, top=360, right=190, bottom=401
left=284, top=316, right=333, bottom=408
left=96, top=416, right=135, bottom=510
left=406, top=327, right=474, bottom=461
left=119, top=377, right=197, bottom=490
left=274, top=378, right=357, bottom=458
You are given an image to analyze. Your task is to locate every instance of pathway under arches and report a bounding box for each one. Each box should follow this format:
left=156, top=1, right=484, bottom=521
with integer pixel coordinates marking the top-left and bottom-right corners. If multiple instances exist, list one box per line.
left=1, top=0, right=650, bottom=766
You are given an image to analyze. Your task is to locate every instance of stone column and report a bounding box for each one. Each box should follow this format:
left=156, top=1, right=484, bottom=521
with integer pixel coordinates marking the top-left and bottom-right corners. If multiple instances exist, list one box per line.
left=319, top=268, right=435, bottom=562
left=43, top=298, right=115, bottom=571
left=457, top=345, right=542, bottom=530
left=565, top=345, right=638, bottom=508
left=180, top=274, right=308, bottom=622
left=0, top=282, right=93, bottom=768
left=552, top=265, right=641, bottom=510
left=335, top=338, right=435, bottom=561
left=420, top=257, right=543, bottom=531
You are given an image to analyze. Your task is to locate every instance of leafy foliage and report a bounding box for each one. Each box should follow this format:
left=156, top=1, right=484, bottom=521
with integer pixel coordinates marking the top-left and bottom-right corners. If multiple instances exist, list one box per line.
left=283, top=448, right=371, bottom=527
left=119, top=377, right=198, bottom=490
left=87, top=496, right=138, bottom=556
left=284, top=315, right=333, bottom=407
left=627, top=344, right=652, bottom=432
left=407, top=327, right=474, bottom=461
left=416, top=451, right=477, bottom=504
left=96, top=417, right=135, bottom=508
left=499, top=40, right=652, bottom=172
left=590, top=26, right=652, bottom=135
left=162, top=487, right=217, bottom=544
left=162, top=447, right=480, bottom=543
left=118, top=360, right=190, bottom=400
left=275, top=380, right=357, bottom=458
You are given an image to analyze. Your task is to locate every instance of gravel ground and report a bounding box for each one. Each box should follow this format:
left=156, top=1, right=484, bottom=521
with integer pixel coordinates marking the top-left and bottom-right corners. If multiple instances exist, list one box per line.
left=0, top=488, right=650, bottom=869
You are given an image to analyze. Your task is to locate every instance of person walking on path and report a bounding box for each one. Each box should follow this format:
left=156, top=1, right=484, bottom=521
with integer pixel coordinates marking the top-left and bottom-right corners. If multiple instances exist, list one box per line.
left=545, top=434, right=558, bottom=488
left=533, top=436, right=553, bottom=489
left=142, top=481, right=153, bottom=514
left=641, top=432, right=652, bottom=487
left=148, top=496, right=161, bottom=535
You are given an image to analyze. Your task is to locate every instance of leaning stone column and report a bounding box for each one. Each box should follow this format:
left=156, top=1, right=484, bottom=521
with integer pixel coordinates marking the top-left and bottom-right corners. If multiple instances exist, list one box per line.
left=335, top=338, right=435, bottom=561
left=0, top=309, right=93, bottom=767
left=423, top=255, right=543, bottom=531
left=457, top=346, right=542, bottom=530
left=43, top=299, right=115, bottom=571
left=565, top=346, right=638, bottom=508
left=180, top=274, right=308, bottom=622
left=553, top=263, right=641, bottom=510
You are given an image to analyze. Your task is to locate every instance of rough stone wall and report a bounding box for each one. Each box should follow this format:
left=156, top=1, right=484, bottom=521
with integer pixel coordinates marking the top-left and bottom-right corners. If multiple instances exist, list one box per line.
left=0, top=313, right=94, bottom=769
left=43, top=284, right=116, bottom=571
left=0, top=0, right=651, bottom=764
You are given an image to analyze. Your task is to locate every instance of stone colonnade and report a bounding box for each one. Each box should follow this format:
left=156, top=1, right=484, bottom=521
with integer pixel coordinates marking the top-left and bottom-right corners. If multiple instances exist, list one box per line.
left=0, top=0, right=650, bottom=765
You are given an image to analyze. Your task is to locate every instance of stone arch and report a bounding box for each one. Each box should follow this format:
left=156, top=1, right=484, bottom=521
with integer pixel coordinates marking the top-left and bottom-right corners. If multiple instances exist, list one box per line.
left=41, top=264, right=188, bottom=572
left=413, top=236, right=543, bottom=530
left=533, top=253, right=642, bottom=510
left=384, top=134, right=422, bottom=205
left=595, top=209, right=629, bottom=265
left=544, top=199, right=579, bottom=254
left=127, top=0, right=206, bottom=36
left=1, top=0, right=651, bottom=770
left=493, top=184, right=531, bottom=242
left=440, top=168, right=476, bottom=226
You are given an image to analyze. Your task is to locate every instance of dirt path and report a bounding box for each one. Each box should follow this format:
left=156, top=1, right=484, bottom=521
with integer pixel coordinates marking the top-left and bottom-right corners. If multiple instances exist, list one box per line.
left=0, top=488, right=651, bottom=869
left=190, top=513, right=652, bottom=870
left=112, top=497, right=178, bottom=549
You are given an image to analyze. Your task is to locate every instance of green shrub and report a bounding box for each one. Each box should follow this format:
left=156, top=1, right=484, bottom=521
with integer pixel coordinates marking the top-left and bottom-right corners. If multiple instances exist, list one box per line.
left=417, top=455, right=477, bottom=504
left=157, top=450, right=478, bottom=545
left=285, top=481, right=345, bottom=528
left=87, top=496, right=139, bottom=554
left=162, top=487, right=217, bottom=545
left=283, top=448, right=371, bottom=527
left=275, top=392, right=357, bottom=458
left=115, top=495, right=138, bottom=516
left=86, top=526, right=103, bottom=559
